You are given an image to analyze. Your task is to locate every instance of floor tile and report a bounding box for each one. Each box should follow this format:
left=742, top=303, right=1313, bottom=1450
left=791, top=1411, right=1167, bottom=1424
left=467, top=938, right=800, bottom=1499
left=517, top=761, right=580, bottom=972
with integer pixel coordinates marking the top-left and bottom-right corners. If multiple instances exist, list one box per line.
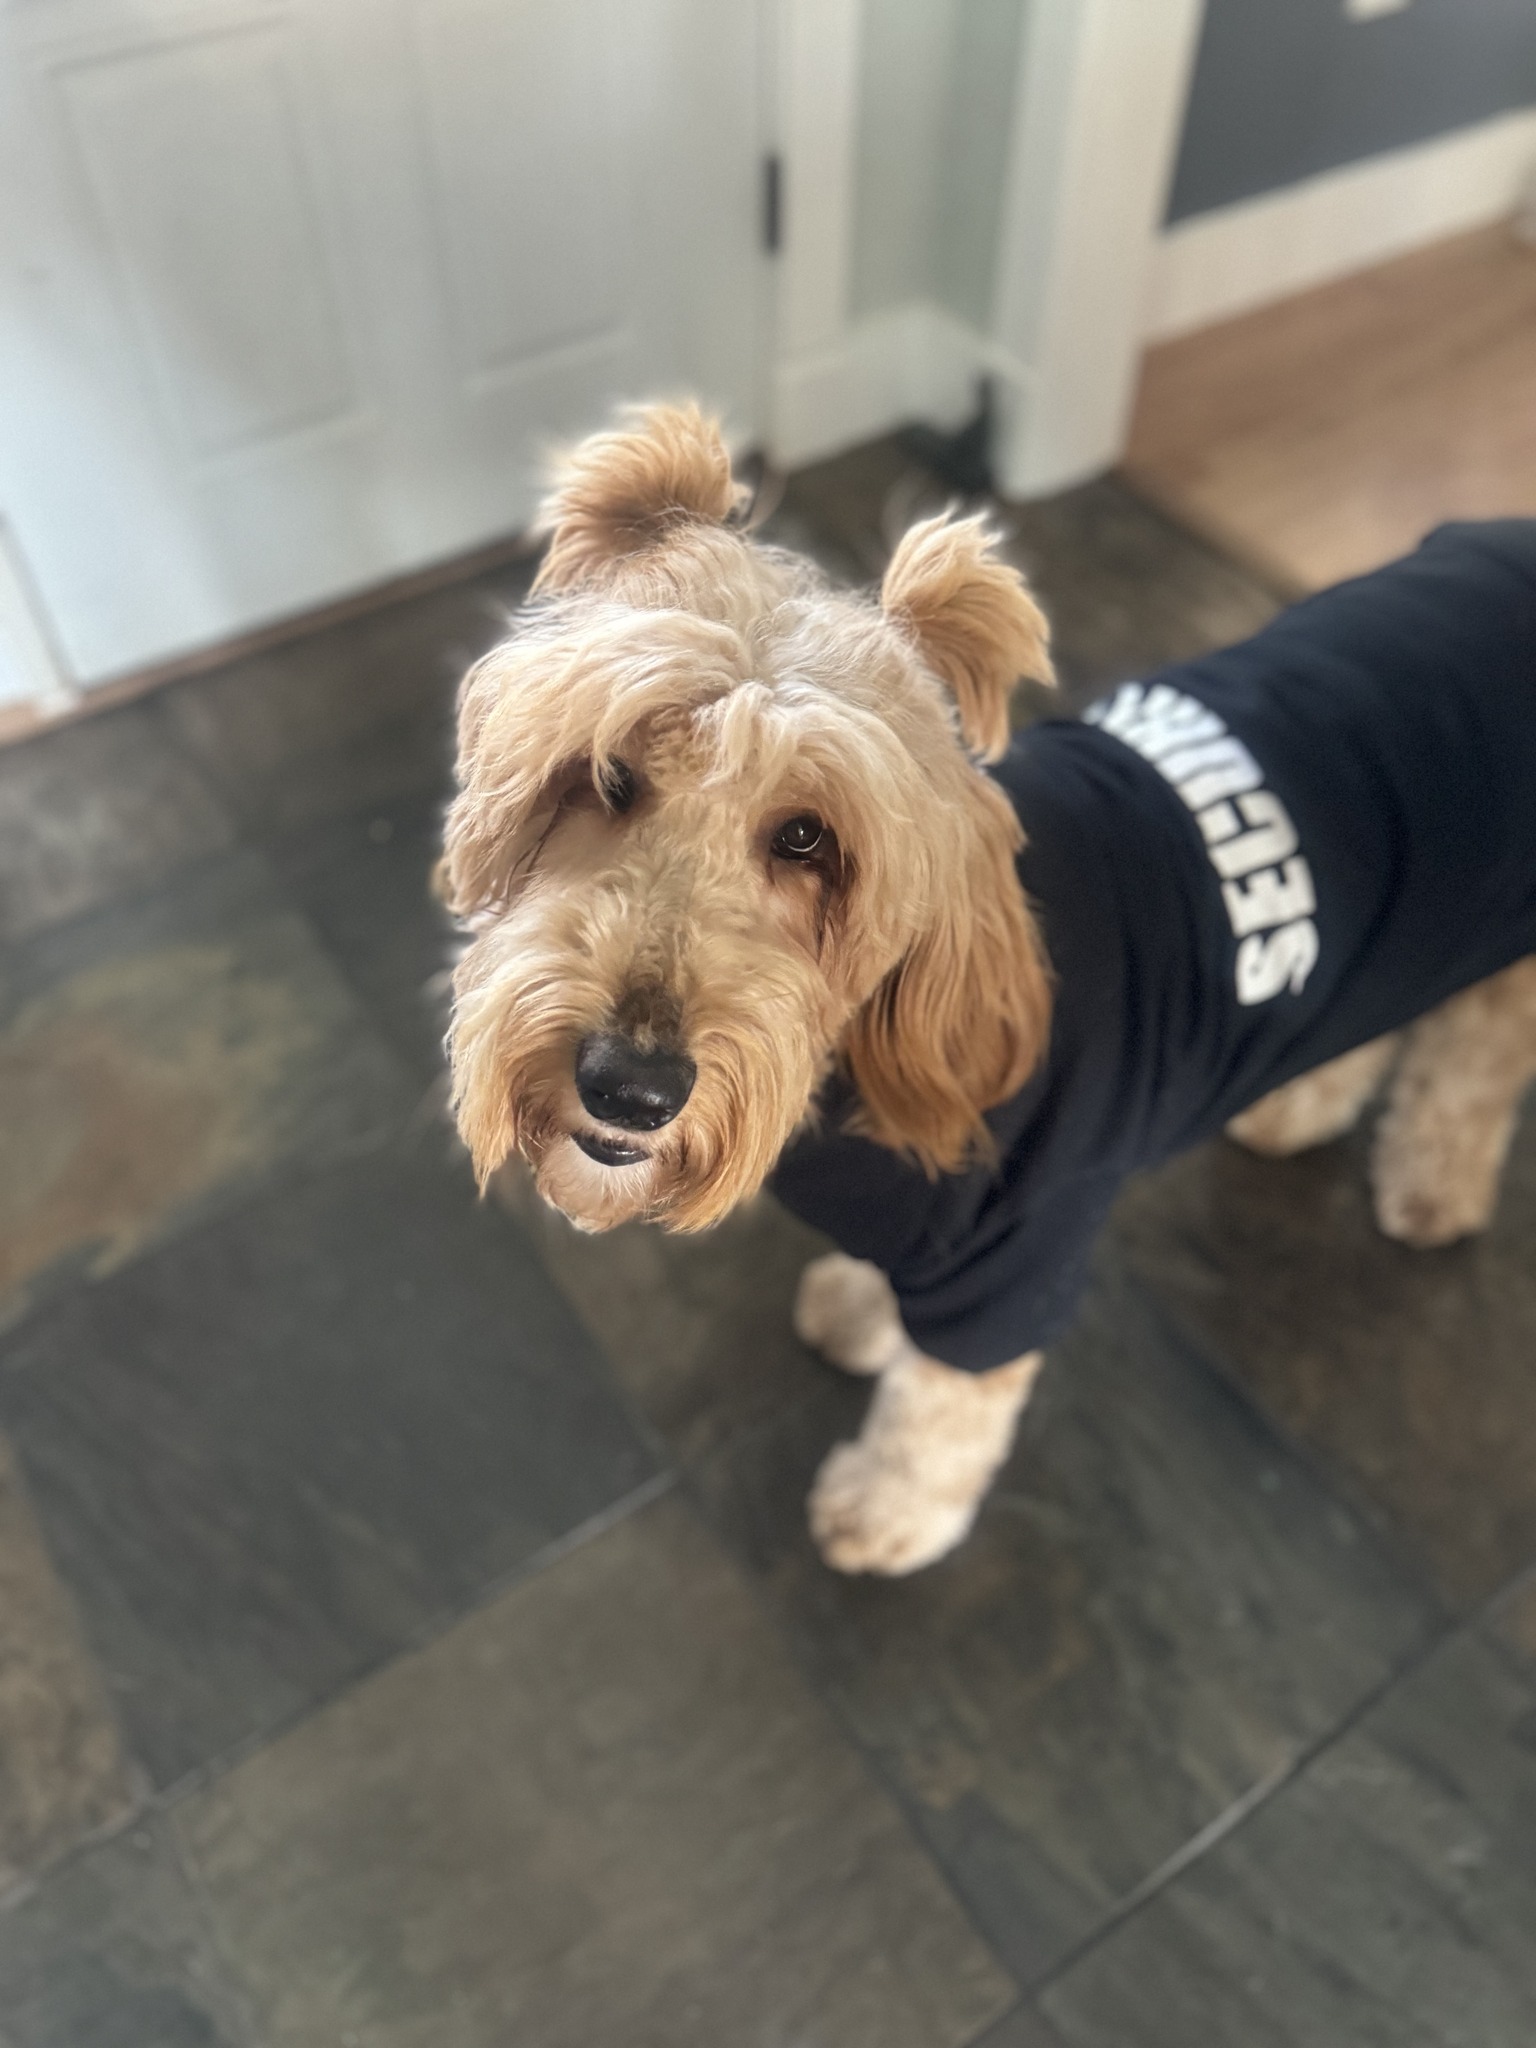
left=0, top=1143, right=656, bottom=1788
left=765, top=438, right=1281, bottom=712
left=269, top=792, right=453, bottom=1079
left=0, top=1436, right=134, bottom=1888
left=0, top=1816, right=248, bottom=2046
left=0, top=851, right=411, bottom=1330
left=762, top=437, right=909, bottom=584
left=970, top=2006, right=1070, bottom=2048
left=1487, top=1568, right=1536, bottom=1668
left=1113, top=1108, right=1536, bottom=1609
left=1040, top=1626, right=1536, bottom=2048
left=157, top=564, right=531, bottom=837
left=1006, top=476, right=1282, bottom=706
left=494, top=1173, right=833, bottom=1466
left=176, top=1493, right=1012, bottom=2048
left=695, top=1254, right=1433, bottom=1987
left=0, top=705, right=233, bottom=946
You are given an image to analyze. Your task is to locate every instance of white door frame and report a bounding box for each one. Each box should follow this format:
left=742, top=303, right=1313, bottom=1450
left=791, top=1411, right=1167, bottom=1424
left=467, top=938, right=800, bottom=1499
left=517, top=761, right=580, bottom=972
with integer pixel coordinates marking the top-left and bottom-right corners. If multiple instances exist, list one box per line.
left=990, top=0, right=1206, bottom=497
left=768, top=0, right=1206, bottom=499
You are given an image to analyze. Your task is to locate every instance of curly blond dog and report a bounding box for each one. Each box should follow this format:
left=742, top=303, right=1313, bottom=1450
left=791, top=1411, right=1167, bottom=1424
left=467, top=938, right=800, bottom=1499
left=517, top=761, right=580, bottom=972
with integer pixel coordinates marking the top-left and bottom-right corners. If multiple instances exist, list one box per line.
left=442, top=404, right=1536, bottom=1576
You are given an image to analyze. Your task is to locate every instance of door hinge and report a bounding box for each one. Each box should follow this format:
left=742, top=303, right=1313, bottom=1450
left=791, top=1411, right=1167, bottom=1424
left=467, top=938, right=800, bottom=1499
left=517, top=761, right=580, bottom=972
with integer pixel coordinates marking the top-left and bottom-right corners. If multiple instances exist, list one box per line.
left=762, top=153, right=783, bottom=255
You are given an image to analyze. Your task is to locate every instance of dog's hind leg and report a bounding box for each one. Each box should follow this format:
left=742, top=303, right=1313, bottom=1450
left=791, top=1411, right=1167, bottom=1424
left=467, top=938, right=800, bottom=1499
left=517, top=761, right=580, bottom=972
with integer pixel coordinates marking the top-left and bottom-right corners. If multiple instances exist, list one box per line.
left=807, top=1345, right=1042, bottom=1575
left=1372, top=956, right=1536, bottom=1248
left=794, top=1253, right=906, bottom=1375
left=1226, top=1034, right=1400, bottom=1155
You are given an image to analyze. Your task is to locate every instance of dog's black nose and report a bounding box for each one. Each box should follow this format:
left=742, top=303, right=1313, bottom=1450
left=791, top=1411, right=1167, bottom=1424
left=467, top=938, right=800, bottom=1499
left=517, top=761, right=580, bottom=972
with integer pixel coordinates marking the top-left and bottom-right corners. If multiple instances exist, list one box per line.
left=575, top=1033, right=696, bottom=1131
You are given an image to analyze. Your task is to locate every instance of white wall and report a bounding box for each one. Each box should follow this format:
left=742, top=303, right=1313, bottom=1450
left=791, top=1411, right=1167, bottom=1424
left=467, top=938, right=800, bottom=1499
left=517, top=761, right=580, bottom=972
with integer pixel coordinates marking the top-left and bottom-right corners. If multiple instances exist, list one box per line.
left=1145, top=105, right=1536, bottom=340
left=850, top=0, right=1025, bottom=331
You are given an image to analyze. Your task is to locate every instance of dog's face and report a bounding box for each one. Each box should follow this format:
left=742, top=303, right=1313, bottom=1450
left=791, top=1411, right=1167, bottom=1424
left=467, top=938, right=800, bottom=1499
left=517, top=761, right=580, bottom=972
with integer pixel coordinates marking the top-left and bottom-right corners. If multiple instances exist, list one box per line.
left=442, top=405, right=1054, bottom=1232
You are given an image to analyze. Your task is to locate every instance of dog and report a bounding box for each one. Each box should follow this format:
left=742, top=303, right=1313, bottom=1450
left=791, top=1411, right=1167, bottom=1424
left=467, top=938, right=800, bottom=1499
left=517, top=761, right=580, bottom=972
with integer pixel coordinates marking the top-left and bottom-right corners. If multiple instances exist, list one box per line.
left=441, top=403, right=1536, bottom=1576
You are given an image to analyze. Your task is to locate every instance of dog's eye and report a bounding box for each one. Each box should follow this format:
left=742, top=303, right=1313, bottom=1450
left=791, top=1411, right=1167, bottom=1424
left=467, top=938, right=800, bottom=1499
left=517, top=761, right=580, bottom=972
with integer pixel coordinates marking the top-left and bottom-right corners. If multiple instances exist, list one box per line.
left=598, top=760, right=638, bottom=815
left=771, top=814, right=827, bottom=861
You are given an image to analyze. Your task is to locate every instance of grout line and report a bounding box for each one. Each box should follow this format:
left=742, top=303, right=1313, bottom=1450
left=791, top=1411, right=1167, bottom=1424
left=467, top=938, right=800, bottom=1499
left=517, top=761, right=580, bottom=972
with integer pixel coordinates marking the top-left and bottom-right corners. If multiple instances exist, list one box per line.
left=662, top=1427, right=1036, bottom=2002
left=1476, top=1547, right=1536, bottom=1644
left=1027, top=1607, right=1458, bottom=1998
left=954, top=1997, right=1047, bottom=2048
left=1082, top=1757, right=1294, bottom=1926
left=957, top=2007, right=1014, bottom=2048
left=681, top=1255, right=1474, bottom=2011
left=14, top=1468, right=680, bottom=1881
left=1114, top=1251, right=1458, bottom=1633
left=164, top=1818, right=267, bottom=2048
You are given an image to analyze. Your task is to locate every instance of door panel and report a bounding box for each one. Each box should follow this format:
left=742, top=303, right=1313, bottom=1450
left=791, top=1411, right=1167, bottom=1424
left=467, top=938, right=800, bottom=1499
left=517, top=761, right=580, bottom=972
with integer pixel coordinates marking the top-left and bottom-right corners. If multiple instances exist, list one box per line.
left=415, top=0, right=630, bottom=378
left=58, top=25, right=361, bottom=457
left=0, top=0, right=762, bottom=686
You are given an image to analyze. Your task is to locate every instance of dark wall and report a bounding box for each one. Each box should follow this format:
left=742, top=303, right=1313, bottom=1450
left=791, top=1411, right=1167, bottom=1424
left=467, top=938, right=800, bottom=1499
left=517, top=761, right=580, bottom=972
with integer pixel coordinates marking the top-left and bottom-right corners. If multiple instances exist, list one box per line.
left=1167, top=0, right=1536, bottom=223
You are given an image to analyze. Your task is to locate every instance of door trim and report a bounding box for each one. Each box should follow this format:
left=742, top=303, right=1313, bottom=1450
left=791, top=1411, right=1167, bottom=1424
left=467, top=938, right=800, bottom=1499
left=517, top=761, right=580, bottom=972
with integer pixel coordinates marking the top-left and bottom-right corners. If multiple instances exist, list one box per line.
left=990, top=0, right=1205, bottom=497
left=766, top=0, right=1206, bottom=497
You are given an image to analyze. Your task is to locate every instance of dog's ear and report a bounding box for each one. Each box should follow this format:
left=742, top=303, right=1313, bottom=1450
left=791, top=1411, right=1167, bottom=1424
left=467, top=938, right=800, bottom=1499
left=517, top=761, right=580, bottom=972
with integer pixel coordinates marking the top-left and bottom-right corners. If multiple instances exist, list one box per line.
left=437, top=632, right=567, bottom=921
left=881, top=512, right=1053, bottom=762
left=532, top=401, right=747, bottom=594
left=844, top=774, right=1051, bottom=1173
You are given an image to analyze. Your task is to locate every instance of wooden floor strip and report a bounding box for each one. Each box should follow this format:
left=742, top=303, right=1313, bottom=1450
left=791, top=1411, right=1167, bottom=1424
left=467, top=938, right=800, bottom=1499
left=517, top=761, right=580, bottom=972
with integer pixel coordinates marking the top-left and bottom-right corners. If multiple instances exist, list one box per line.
left=1123, top=221, right=1536, bottom=592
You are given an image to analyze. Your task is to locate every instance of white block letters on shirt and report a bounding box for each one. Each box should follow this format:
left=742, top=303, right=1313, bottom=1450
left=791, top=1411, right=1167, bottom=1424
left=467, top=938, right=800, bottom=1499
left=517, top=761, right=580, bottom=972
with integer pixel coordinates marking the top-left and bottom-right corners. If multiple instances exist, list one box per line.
left=1086, top=683, right=1319, bottom=1003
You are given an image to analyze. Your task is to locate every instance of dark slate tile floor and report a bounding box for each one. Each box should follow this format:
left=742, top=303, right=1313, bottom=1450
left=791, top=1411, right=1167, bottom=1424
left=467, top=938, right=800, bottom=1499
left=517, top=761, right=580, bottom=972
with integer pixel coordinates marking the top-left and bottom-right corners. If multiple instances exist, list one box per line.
left=1113, top=1109, right=1536, bottom=1611
left=175, top=1494, right=1012, bottom=2048
left=0, top=1140, right=656, bottom=1789
left=0, top=704, right=234, bottom=948
left=764, top=437, right=1283, bottom=711
left=267, top=790, right=456, bottom=1079
left=495, top=1170, right=835, bottom=1468
left=0, top=1437, right=132, bottom=1892
left=153, top=560, right=533, bottom=838
left=0, top=1817, right=249, bottom=2046
left=0, top=850, right=411, bottom=1332
left=0, top=447, right=1529, bottom=2045
left=1037, top=1623, right=1536, bottom=2048
left=694, top=1255, right=1434, bottom=1988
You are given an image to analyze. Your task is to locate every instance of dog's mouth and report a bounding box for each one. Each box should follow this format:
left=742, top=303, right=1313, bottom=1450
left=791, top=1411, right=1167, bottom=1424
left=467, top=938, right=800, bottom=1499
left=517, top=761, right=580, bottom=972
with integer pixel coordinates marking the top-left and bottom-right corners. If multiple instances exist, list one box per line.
left=571, top=1130, right=651, bottom=1168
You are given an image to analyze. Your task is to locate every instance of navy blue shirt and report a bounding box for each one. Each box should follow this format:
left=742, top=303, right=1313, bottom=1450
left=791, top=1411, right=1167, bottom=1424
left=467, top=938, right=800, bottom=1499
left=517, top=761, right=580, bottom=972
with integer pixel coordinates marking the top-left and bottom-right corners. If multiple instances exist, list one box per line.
left=771, top=522, right=1536, bottom=1370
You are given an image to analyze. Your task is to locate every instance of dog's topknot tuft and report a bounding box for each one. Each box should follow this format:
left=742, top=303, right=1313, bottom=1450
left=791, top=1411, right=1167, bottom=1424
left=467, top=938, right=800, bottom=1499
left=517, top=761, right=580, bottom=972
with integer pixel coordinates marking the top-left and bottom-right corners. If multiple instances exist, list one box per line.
left=881, top=512, right=1054, bottom=762
left=533, top=401, right=747, bottom=594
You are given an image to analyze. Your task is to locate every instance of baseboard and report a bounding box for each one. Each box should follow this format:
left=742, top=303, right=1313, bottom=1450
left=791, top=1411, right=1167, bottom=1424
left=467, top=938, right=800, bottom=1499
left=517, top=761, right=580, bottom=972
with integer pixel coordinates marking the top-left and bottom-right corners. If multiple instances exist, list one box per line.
left=0, top=523, right=541, bottom=755
left=1145, top=107, right=1536, bottom=341
left=0, top=520, right=75, bottom=718
left=768, top=303, right=1023, bottom=471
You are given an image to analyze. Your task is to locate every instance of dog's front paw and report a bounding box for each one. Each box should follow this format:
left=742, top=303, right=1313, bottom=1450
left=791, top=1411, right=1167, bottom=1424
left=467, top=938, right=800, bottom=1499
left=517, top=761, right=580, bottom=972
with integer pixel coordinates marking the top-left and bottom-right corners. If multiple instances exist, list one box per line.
left=808, top=1441, right=976, bottom=1575
left=793, top=1254, right=904, bottom=1375
left=1373, top=1176, right=1493, bottom=1249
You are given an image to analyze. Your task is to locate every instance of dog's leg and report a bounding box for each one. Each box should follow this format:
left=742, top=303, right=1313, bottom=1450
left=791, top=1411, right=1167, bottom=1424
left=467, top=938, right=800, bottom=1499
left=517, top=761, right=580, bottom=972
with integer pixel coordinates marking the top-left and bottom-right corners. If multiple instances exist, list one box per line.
left=808, top=1343, right=1042, bottom=1575
left=793, top=1253, right=906, bottom=1375
left=1225, top=1034, right=1400, bottom=1155
left=795, top=1252, right=1041, bottom=1572
left=1372, top=957, right=1536, bottom=1248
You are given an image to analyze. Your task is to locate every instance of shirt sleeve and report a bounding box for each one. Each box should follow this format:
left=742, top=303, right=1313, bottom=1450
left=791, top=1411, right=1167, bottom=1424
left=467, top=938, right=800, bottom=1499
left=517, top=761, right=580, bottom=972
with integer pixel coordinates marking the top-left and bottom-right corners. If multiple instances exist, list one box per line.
left=888, top=1167, right=1125, bottom=1371
left=768, top=1115, right=945, bottom=1279
left=771, top=1115, right=1123, bottom=1372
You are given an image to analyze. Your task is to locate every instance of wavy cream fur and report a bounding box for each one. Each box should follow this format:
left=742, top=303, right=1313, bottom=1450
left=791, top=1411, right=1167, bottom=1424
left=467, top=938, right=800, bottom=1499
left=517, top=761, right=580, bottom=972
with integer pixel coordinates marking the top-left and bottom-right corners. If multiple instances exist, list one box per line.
left=795, top=1253, right=1041, bottom=1573
left=443, top=403, right=1053, bottom=1232
left=1230, top=958, right=1536, bottom=1249
left=445, top=401, right=1536, bottom=1580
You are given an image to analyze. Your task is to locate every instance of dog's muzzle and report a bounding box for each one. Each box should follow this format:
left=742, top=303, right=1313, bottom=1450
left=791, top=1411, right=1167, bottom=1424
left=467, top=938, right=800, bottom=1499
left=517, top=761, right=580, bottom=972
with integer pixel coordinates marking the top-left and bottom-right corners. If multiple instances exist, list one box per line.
left=573, top=1032, right=695, bottom=1161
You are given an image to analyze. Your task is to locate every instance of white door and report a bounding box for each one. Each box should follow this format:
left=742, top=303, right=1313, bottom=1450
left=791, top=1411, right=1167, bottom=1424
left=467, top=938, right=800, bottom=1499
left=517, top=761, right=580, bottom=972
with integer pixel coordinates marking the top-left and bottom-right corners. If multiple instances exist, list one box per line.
left=0, top=0, right=764, bottom=688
